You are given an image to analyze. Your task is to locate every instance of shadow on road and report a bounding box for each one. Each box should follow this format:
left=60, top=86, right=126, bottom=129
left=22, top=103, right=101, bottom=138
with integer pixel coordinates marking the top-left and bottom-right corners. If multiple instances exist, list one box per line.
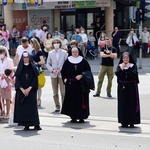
left=13, top=128, right=41, bottom=137
left=62, top=121, right=96, bottom=130
left=118, top=126, right=142, bottom=134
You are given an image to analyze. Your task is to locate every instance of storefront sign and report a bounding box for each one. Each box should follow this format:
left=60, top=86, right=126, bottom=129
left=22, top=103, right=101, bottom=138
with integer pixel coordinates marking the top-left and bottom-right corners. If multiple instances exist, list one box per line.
left=13, top=10, right=28, bottom=34
left=75, top=1, right=96, bottom=8
left=96, top=0, right=110, bottom=7
left=54, top=1, right=74, bottom=9
left=30, top=14, right=50, bottom=25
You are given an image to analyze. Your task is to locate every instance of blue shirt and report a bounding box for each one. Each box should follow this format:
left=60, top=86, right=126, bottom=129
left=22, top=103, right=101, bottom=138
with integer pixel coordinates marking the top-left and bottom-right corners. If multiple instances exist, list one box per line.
left=71, top=34, right=83, bottom=43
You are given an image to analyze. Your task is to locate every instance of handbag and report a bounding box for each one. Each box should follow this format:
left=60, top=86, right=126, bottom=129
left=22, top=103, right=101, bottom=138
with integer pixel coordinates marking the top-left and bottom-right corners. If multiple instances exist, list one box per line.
left=38, top=71, right=46, bottom=88
left=82, top=70, right=95, bottom=90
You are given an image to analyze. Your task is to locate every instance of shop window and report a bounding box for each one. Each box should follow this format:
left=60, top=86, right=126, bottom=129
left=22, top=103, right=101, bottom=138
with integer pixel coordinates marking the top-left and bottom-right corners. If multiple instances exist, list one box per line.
left=87, top=13, right=93, bottom=28
left=66, top=15, right=75, bottom=30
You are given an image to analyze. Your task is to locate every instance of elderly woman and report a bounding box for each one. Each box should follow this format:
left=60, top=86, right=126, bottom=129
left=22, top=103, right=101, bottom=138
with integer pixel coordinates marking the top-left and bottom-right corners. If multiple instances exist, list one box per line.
left=61, top=47, right=92, bottom=123
left=14, top=51, right=41, bottom=130
left=0, top=46, right=14, bottom=118
left=115, top=52, right=140, bottom=128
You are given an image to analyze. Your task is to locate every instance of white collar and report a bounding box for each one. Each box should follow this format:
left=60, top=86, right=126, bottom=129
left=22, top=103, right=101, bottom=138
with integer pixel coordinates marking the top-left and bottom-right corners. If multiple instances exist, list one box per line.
left=119, top=63, right=134, bottom=69
left=68, top=56, right=83, bottom=64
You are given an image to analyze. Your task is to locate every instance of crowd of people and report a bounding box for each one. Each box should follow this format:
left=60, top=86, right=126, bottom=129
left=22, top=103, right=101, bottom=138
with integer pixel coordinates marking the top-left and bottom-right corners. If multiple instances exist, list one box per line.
left=1, top=20, right=149, bottom=130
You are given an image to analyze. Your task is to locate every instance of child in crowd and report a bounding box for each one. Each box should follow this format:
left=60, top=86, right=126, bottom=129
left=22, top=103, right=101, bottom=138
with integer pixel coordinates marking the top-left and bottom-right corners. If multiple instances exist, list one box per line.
left=0, top=69, right=14, bottom=119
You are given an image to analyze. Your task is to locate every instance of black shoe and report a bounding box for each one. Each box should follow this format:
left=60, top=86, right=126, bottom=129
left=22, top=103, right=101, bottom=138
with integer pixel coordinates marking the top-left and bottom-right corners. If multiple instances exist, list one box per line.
left=24, top=126, right=29, bottom=130
left=34, top=126, right=42, bottom=130
left=79, top=119, right=85, bottom=123
left=70, top=119, right=77, bottom=123
left=121, top=124, right=128, bottom=128
left=93, top=93, right=100, bottom=97
left=107, top=93, right=112, bottom=98
left=130, top=124, right=134, bottom=128
left=55, top=109, right=60, bottom=112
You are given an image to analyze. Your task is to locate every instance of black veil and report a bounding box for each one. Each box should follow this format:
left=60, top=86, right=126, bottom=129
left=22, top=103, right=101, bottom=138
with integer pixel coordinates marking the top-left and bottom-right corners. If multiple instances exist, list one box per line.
left=118, top=52, right=136, bottom=65
left=15, top=51, right=39, bottom=76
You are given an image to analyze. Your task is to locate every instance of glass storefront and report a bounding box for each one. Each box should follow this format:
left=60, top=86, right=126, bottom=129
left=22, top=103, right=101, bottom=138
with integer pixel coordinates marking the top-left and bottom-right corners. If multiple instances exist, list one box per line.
left=60, top=8, right=104, bottom=40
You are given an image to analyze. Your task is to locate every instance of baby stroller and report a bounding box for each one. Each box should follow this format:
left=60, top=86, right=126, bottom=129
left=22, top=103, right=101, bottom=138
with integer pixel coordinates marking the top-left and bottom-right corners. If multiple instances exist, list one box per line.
left=85, top=40, right=97, bottom=59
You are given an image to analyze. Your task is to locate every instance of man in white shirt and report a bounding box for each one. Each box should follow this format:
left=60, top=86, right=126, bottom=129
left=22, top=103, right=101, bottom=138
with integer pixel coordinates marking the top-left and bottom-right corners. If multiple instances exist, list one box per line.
left=141, top=27, right=150, bottom=57
left=35, top=24, right=43, bottom=39
left=126, top=30, right=139, bottom=63
left=14, top=37, right=33, bottom=66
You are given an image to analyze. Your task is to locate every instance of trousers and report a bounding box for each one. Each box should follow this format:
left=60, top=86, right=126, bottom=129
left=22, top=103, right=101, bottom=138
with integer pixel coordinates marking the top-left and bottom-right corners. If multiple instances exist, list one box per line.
left=51, top=77, right=65, bottom=110
left=96, top=65, right=114, bottom=95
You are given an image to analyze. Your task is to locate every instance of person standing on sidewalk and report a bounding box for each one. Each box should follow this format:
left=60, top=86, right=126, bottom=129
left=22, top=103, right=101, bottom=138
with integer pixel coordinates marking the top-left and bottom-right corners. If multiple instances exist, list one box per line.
left=93, top=37, right=117, bottom=98
left=46, top=39, right=68, bottom=112
left=141, top=27, right=150, bottom=57
left=126, top=30, right=139, bottom=63
left=111, top=27, right=122, bottom=58
left=115, top=52, right=140, bottom=128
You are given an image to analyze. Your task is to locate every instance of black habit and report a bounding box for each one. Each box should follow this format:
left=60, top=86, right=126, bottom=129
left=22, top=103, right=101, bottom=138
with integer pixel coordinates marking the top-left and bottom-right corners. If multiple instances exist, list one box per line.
left=115, top=55, right=140, bottom=125
left=14, top=55, right=40, bottom=127
left=61, top=57, right=91, bottom=120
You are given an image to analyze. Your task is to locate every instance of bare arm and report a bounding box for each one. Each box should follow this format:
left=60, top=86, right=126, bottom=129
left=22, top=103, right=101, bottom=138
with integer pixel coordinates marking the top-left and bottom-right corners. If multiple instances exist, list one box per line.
left=14, top=53, right=19, bottom=66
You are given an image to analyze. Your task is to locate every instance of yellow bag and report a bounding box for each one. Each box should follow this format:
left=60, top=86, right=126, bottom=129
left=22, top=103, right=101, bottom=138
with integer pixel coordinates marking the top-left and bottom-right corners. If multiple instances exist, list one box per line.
left=38, top=71, right=46, bottom=88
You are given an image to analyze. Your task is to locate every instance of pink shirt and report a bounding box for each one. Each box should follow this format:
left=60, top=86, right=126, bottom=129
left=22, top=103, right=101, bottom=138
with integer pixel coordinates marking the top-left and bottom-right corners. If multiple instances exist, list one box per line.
left=0, top=31, right=9, bottom=40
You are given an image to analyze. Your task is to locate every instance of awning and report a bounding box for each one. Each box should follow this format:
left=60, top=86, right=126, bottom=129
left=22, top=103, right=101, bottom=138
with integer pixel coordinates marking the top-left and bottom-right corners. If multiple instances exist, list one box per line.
left=115, top=0, right=136, bottom=6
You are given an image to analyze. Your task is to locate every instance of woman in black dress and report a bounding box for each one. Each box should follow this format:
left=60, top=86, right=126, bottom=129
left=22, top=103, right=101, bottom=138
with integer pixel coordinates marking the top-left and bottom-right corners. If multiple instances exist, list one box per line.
left=115, top=52, right=140, bottom=128
left=61, top=47, right=92, bottom=123
left=14, top=51, right=42, bottom=130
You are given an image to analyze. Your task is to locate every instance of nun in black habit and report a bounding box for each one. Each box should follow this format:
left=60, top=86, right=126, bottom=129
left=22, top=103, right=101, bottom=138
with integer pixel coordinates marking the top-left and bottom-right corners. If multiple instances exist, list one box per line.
left=115, top=52, right=140, bottom=128
left=61, top=47, right=91, bottom=123
left=14, top=51, right=42, bottom=130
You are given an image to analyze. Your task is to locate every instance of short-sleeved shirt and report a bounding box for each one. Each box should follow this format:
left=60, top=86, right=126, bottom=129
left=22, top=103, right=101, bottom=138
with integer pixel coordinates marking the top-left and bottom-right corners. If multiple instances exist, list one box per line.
left=16, top=44, right=33, bottom=61
left=101, top=46, right=117, bottom=66
left=32, top=50, right=44, bottom=63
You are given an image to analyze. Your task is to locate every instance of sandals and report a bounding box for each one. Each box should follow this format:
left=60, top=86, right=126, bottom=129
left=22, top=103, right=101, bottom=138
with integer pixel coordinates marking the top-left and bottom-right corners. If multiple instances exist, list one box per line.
left=37, top=99, right=41, bottom=106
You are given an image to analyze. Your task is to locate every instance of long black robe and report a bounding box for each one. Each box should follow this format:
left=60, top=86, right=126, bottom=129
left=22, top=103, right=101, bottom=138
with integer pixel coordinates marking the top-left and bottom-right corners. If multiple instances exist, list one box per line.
left=61, top=58, right=91, bottom=120
left=115, top=64, right=140, bottom=125
left=14, top=64, right=40, bottom=126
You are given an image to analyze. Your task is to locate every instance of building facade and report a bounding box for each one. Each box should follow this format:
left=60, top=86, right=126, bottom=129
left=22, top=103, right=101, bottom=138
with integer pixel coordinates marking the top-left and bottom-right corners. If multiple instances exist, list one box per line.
left=1, top=0, right=149, bottom=38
